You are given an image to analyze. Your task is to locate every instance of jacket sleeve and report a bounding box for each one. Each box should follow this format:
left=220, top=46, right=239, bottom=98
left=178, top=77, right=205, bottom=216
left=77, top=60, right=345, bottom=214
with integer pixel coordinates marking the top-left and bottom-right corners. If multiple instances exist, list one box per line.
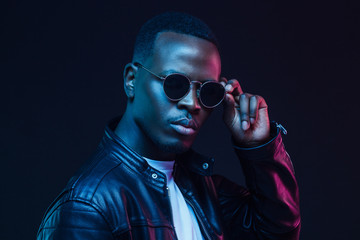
left=213, top=123, right=301, bottom=240
left=36, top=200, right=114, bottom=240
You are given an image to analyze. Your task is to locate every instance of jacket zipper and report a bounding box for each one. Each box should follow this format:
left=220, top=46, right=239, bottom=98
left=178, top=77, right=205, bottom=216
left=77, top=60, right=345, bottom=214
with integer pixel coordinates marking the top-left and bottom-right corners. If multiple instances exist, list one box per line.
left=163, top=163, right=178, bottom=239
left=184, top=197, right=212, bottom=240
left=166, top=185, right=178, bottom=239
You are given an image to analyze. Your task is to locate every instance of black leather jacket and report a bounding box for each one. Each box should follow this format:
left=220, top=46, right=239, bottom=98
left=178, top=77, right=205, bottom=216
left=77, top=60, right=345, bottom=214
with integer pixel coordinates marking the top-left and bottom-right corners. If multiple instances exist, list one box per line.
left=37, top=119, right=300, bottom=239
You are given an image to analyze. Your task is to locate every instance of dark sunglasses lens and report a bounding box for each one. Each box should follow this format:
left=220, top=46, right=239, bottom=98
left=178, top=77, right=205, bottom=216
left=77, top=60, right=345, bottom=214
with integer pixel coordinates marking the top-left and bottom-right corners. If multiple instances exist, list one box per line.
left=200, top=82, right=225, bottom=107
left=163, top=74, right=190, bottom=100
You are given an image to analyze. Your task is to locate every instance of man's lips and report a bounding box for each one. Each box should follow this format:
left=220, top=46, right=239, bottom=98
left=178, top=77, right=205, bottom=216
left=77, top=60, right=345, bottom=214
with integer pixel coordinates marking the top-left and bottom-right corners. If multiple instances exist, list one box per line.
left=170, top=118, right=199, bottom=136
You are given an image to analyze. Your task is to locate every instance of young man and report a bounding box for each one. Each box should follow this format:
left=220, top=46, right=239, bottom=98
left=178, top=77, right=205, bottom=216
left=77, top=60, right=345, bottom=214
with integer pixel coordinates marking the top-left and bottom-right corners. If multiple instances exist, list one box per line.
left=37, top=12, right=300, bottom=239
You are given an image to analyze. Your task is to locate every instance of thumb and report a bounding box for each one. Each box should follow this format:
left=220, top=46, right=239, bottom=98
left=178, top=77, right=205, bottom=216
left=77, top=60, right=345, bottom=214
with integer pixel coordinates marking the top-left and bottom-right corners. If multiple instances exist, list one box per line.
left=222, top=93, right=237, bottom=125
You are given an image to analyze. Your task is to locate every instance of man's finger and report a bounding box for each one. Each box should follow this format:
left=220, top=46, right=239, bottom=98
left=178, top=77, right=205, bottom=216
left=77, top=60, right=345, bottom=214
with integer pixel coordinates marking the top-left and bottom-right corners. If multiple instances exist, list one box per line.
left=249, top=95, right=259, bottom=124
left=219, top=77, right=228, bottom=88
left=225, top=79, right=243, bottom=96
left=239, top=93, right=250, bottom=131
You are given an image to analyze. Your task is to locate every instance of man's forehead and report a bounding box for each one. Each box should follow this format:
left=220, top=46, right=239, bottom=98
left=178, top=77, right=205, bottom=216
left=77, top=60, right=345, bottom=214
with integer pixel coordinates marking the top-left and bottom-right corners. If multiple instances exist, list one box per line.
left=149, top=31, right=221, bottom=79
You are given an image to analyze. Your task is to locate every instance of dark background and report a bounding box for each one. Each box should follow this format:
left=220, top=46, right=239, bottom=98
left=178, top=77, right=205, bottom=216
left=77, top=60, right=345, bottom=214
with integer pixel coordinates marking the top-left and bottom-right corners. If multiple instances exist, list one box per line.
left=1, top=0, right=359, bottom=239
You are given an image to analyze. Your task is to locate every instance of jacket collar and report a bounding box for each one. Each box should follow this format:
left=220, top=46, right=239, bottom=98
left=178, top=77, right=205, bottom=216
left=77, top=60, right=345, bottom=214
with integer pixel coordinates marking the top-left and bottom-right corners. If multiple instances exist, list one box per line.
left=103, top=117, right=214, bottom=177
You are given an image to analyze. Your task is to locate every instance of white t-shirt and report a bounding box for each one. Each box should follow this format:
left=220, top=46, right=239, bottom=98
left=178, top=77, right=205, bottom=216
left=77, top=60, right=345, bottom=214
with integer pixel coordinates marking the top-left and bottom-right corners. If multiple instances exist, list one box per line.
left=145, top=158, right=204, bottom=240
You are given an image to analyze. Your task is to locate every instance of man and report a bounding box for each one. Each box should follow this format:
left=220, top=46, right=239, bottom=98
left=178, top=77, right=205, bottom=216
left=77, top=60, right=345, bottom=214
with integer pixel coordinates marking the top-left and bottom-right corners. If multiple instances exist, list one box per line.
left=37, top=12, right=300, bottom=239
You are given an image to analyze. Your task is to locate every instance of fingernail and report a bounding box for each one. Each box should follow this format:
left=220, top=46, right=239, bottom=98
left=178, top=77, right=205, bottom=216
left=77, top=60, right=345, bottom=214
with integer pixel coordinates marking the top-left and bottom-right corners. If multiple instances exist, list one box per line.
left=225, top=85, right=232, bottom=91
left=242, top=121, right=249, bottom=131
left=250, top=118, right=255, bottom=124
left=225, top=93, right=230, bottom=101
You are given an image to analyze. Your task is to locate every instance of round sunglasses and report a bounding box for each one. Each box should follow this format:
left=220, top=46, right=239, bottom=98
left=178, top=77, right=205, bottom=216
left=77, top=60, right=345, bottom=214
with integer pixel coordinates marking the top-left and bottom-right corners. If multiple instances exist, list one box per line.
left=134, top=62, right=225, bottom=108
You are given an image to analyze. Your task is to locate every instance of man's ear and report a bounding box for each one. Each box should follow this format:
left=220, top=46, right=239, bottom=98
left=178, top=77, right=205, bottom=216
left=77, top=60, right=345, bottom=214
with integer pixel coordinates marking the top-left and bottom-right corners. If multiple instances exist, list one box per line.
left=123, top=63, right=137, bottom=99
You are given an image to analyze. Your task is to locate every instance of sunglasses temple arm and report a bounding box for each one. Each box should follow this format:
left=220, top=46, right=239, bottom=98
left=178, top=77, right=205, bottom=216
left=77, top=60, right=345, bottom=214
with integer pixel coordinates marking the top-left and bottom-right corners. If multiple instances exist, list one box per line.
left=134, top=62, right=165, bottom=80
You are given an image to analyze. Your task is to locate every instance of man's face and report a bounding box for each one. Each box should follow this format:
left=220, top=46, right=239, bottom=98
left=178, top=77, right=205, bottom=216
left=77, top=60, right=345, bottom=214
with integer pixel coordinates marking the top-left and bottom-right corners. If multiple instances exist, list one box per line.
left=131, top=32, right=221, bottom=155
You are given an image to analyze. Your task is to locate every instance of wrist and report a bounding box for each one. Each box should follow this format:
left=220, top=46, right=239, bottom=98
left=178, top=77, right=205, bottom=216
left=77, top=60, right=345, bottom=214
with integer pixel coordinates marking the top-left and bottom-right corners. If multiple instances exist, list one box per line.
left=232, top=121, right=286, bottom=150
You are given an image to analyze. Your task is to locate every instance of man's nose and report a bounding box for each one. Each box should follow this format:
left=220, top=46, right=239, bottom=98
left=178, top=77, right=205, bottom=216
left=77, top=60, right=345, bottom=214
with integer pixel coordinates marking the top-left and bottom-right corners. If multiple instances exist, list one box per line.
left=177, top=84, right=201, bottom=112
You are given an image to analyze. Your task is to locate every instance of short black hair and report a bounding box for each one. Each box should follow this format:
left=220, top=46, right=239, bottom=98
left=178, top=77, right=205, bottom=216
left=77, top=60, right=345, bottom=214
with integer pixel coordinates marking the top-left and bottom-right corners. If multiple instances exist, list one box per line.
left=132, top=12, right=219, bottom=63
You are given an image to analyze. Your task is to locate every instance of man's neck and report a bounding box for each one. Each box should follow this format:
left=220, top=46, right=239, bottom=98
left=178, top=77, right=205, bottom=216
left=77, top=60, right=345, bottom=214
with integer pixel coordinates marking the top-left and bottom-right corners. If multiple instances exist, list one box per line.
left=114, top=111, right=176, bottom=161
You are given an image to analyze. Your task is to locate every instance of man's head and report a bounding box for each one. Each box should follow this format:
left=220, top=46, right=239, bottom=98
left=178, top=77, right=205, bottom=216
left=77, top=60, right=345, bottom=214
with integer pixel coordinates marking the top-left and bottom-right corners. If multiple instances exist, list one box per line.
left=122, top=12, right=222, bottom=158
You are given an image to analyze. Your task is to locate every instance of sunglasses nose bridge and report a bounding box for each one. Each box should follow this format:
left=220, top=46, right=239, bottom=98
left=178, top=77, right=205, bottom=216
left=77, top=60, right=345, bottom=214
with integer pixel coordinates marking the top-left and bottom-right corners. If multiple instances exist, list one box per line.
left=189, top=80, right=202, bottom=98
left=177, top=81, right=202, bottom=111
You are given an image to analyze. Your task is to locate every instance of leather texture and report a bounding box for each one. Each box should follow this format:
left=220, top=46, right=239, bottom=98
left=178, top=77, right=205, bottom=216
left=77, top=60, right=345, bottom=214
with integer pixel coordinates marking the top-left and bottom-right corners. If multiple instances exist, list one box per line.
left=37, top=118, right=300, bottom=239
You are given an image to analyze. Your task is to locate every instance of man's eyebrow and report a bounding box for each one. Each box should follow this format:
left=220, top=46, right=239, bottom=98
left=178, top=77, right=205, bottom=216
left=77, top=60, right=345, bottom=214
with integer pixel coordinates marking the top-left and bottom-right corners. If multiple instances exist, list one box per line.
left=158, top=69, right=181, bottom=76
left=158, top=70, right=217, bottom=82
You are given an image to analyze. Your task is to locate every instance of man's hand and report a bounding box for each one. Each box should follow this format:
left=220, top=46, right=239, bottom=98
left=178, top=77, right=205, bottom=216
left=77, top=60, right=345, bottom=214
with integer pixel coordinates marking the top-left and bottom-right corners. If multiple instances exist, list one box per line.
left=221, top=77, right=270, bottom=147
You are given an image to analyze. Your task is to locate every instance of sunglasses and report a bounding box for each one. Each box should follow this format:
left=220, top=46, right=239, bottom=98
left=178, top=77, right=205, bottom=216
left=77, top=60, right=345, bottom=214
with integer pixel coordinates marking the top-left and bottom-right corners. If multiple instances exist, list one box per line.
left=134, top=62, right=225, bottom=108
